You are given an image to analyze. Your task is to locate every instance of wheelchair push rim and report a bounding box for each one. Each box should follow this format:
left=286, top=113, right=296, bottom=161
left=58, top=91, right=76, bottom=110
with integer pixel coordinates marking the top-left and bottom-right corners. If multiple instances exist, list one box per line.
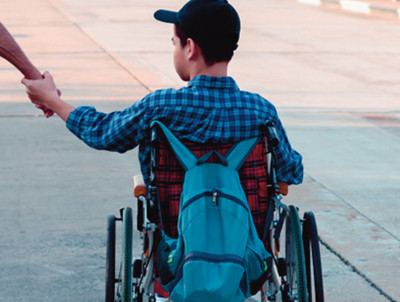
left=302, top=211, right=324, bottom=302
left=106, top=214, right=116, bottom=302
left=284, top=205, right=308, bottom=302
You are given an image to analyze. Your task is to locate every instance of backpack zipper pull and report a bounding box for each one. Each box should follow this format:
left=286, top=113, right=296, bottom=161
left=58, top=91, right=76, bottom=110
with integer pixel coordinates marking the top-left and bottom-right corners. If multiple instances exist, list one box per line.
left=212, top=191, right=219, bottom=206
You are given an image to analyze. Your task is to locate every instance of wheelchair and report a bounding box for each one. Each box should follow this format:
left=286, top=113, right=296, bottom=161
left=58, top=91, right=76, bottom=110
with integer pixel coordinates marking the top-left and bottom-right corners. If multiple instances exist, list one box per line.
left=105, top=122, right=324, bottom=302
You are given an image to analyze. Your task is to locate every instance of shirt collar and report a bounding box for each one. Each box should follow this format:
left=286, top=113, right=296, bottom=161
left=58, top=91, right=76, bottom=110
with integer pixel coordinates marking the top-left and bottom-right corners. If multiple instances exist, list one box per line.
left=187, top=75, right=239, bottom=90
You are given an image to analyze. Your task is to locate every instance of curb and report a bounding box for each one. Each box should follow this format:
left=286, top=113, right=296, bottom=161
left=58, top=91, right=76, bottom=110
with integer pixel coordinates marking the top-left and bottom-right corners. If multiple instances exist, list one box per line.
left=297, top=0, right=400, bottom=19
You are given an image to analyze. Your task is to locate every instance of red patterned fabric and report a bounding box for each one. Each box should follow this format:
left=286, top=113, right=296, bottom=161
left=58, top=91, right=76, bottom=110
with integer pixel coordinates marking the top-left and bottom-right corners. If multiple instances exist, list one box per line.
left=155, top=138, right=269, bottom=238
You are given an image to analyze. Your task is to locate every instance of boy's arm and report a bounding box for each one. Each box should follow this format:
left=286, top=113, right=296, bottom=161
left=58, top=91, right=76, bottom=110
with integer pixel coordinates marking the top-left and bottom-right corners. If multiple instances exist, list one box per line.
left=22, top=70, right=149, bottom=153
left=21, top=71, right=75, bottom=122
left=45, top=98, right=75, bottom=122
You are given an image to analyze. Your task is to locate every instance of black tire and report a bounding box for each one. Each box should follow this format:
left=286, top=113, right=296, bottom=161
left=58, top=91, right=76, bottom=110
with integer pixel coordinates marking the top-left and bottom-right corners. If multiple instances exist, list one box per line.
left=121, top=207, right=133, bottom=302
left=285, top=205, right=308, bottom=302
left=106, top=215, right=116, bottom=302
left=303, top=212, right=324, bottom=302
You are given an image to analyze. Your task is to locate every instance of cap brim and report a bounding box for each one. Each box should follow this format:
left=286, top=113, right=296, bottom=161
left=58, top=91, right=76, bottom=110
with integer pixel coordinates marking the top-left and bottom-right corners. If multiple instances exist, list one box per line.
left=154, top=9, right=179, bottom=24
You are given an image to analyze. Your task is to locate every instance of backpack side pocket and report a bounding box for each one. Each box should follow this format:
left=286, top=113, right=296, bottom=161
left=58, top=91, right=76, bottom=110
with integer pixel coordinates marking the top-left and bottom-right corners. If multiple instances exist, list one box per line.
left=246, top=244, right=272, bottom=295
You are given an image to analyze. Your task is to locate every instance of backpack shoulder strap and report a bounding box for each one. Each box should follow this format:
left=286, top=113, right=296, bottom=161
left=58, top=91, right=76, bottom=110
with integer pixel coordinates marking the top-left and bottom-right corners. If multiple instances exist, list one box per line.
left=150, top=121, right=198, bottom=171
left=226, top=136, right=261, bottom=171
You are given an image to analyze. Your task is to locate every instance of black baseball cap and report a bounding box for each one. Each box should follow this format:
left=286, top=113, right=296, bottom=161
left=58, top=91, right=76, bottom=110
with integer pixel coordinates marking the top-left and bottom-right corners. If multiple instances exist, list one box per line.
left=154, top=0, right=240, bottom=50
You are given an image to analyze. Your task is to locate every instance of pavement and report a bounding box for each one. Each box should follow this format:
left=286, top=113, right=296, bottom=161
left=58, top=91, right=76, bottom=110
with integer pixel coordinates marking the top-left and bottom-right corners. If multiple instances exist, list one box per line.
left=0, top=0, right=400, bottom=301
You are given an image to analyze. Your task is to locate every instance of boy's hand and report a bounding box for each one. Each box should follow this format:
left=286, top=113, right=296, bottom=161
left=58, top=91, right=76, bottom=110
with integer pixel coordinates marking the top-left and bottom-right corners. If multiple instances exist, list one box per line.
left=21, top=71, right=60, bottom=110
left=21, top=71, right=75, bottom=122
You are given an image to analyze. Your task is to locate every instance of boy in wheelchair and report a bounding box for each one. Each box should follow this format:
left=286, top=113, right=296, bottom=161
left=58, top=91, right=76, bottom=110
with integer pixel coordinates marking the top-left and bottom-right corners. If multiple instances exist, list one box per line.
left=22, top=0, right=303, bottom=300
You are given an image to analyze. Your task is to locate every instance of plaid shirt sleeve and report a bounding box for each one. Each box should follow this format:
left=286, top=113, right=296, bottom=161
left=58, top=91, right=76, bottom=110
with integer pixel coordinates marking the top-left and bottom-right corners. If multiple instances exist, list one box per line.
left=271, top=112, right=303, bottom=185
left=66, top=101, right=149, bottom=153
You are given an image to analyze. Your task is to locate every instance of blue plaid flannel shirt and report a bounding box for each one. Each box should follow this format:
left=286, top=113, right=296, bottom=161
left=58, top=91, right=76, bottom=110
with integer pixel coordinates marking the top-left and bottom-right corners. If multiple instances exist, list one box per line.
left=66, top=75, right=303, bottom=185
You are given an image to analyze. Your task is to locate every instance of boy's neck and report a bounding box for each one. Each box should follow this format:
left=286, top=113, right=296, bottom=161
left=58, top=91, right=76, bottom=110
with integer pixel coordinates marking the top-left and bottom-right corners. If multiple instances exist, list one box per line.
left=189, top=61, right=229, bottom=80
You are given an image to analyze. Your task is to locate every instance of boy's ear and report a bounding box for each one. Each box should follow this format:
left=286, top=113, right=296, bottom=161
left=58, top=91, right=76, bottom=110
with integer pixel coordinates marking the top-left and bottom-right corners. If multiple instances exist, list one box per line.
left=186, top=38, right=200, bottom=61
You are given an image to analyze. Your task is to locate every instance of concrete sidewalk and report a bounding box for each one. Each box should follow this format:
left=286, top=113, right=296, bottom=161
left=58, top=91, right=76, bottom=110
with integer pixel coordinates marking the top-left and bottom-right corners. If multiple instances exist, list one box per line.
left=1, top=0, right=400, bottom=301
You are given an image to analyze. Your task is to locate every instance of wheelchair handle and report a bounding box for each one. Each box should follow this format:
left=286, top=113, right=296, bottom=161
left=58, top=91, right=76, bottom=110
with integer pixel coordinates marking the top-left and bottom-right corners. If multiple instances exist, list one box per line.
left=133, top=175, right=147, bottom=197
left=265, top=121, right=279, bottom=147
left=278, top=182, right=288, bottom=196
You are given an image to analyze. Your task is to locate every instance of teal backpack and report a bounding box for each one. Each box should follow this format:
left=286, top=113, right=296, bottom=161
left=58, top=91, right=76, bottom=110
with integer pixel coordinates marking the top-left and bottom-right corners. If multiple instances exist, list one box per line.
left=153, top=121, right=271, bottom=302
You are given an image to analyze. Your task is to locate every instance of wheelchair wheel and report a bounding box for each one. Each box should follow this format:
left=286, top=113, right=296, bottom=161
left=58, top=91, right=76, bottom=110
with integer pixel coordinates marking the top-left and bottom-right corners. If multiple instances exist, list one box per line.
left=302, top=212, right=324, bottom=302
left=106, top=215, right=116, bottom=302
left=285, top=205, right=308, bottom=302
left=121, top=207, right=133, bottom=302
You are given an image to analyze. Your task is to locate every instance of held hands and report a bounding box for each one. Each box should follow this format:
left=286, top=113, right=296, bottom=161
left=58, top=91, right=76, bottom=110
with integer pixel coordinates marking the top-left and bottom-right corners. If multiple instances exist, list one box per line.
left=22, top=71, right=75, bottom=122
left=21, top=71, right=60, bottom=117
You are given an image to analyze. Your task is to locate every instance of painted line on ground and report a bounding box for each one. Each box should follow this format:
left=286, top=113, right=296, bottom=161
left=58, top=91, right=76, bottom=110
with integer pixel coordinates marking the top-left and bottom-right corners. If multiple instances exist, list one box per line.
left=296, top=0, right=400, bottom=18
left=340, top=0, right=371, bottom=13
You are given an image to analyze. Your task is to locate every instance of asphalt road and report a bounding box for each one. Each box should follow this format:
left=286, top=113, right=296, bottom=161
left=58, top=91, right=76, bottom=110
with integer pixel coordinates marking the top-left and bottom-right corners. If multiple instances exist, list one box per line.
left=0, top=0, right=399, bottom=301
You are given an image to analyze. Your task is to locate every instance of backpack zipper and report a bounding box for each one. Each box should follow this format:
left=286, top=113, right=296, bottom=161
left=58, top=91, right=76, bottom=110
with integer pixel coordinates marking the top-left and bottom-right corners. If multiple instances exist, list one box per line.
left=212, top=192, right=219, bottom=206
left=184, top=252, right=245, bottom=268
left=182, top=190, right=248, bottom=211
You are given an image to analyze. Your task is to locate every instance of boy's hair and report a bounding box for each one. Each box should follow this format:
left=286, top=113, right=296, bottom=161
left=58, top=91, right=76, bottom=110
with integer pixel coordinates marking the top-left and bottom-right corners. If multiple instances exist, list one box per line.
left=175, top=24, right=235, bottom=65
left=155, top=0, right=240, bottom=65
